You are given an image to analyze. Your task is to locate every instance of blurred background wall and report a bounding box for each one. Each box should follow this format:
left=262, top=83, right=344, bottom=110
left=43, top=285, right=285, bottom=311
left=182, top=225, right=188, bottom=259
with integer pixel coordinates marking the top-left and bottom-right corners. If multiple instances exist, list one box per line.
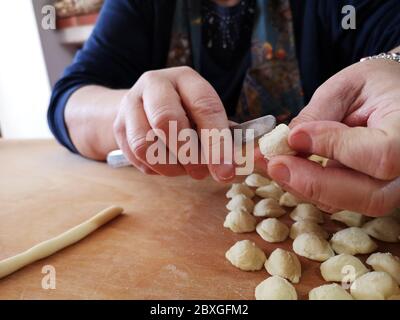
left=0, top=1, right=52, bottom=138
left=0, top=0, right=101, bottom=139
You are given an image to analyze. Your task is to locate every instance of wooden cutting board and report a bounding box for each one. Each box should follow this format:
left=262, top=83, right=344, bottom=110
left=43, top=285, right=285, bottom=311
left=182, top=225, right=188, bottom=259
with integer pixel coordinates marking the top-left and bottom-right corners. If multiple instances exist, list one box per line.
left=0, top=139, right=399, bottom=299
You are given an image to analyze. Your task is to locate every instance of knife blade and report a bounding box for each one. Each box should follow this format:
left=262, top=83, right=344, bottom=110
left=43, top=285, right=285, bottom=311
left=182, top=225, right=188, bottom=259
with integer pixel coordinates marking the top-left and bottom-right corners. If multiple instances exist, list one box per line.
left=107, top=115, right=276, bottom=168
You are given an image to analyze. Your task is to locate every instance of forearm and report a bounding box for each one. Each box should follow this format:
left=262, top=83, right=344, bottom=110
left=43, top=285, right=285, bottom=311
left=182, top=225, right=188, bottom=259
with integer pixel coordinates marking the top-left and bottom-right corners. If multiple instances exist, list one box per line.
left=65, top=85, right=128, bottom=160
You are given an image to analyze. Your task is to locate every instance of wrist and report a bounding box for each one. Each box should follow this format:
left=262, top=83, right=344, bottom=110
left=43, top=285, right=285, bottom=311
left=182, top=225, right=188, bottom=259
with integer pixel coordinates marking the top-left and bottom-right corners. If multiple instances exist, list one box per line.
left=66, top=86, right=127, bottom=160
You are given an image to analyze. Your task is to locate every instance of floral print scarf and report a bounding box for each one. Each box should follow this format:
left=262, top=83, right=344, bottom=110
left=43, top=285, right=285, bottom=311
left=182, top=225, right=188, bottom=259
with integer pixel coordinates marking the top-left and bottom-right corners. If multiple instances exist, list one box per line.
left=167, top=0, right=304, bottom=123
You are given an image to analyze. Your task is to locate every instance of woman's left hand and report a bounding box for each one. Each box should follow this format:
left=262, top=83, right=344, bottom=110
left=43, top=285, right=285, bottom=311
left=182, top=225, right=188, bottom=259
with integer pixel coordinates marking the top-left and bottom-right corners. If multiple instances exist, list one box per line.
left=266, top=58, right=400, bottom=216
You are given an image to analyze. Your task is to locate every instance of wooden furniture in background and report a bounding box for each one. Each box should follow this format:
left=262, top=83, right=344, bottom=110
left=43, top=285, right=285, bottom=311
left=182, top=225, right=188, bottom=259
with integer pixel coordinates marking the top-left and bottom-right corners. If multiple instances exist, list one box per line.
left=57, top=13, right=99, bottom=45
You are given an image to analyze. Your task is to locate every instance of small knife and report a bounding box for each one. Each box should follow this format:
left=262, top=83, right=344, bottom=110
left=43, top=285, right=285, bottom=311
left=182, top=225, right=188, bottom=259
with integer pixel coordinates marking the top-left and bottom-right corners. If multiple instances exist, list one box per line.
left=107, top=114, right=276, bottom=168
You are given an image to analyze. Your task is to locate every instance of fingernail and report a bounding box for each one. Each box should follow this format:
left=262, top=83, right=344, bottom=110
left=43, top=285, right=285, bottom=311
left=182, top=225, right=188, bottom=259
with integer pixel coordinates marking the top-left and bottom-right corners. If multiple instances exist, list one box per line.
left=291, top=131, right=312, bottom=152
left=215, top=164, right=235, bottom=181
left=270, top=163, right=291, bottom=183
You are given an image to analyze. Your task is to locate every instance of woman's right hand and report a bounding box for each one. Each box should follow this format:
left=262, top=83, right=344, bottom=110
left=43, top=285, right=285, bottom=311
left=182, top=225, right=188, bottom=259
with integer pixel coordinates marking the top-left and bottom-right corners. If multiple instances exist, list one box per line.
left=113, top=66, right=235, bottom=182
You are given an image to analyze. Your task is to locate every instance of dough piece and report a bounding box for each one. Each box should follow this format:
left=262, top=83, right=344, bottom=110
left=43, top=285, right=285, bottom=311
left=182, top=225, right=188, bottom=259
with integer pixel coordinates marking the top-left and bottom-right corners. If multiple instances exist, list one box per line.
left=256, top=218, right=289, bottom=243
left=362, top=216, right=400, bottom=243
left=308, top=154, right=329, bottom=167
left=226, top=194, right=254, bottom=213
left=309, top=283, right=353, bottom=300
left=366, top=252, right=400, bottom=284
left=350, top=271, right=400, bottom=300
left=245, top=173, right=271, bottom=187
left=253, top=199, right=286, bottom=218
left=255, top=276, right=298, bottom=300
left=225, top=240, right=266, bottom=271
left=330, top=227, right=378, bottom=255
left=320, top=254, right=369, bottom=282
left=255, top=184, right=284, bottom=200
left=279, top=192, right=300, bottom=207
left=289, top=203, right=324, bottom=224
left=265, top=248, right=301, bottom=283
left=258, top=124, right=296, bottom=160
left=293, top=232, right=335, bottom=262
left=0, top=206, right=123, bottom=279
left=226, top=183, right=255, bottom=199
left=223, top=210, right=256, bottom=233
left=330, top=210, right=367, bottom=227
left=290, top=220, right=329, bottom=240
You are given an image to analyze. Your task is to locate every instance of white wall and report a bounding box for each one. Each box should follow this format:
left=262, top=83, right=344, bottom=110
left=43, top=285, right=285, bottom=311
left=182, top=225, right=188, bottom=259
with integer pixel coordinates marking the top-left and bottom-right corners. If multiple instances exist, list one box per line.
left=0, top=0, right=52, bottom=138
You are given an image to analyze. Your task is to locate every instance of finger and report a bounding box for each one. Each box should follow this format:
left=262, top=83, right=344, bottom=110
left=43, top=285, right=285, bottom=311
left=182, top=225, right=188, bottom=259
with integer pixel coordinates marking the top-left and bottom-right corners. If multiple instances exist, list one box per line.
left=140, top=73, right=209, bottom=180
left=172, top=67, right=235, bottom=182
left=123, top=92, right=186, bottom=177
left=289, top=67, right=365, bottom=128
left=267, top=155, right=400, bottom=217
left=119, top=133, right=158, bottom=175
left=253, top=146, right=269, bottom=172
left=264, top=170, right=342, bottom=213
left=113, top=117, right=158, bottom=175
left=324, top=159, right=346, bottom=169
left=289, top=120, right=400, bottom=180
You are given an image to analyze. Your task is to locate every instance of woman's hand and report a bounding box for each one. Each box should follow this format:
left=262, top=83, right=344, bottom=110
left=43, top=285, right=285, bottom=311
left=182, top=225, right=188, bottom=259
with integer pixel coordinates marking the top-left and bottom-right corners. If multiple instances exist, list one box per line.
left=267, top=59, right=400, bottom=216
left=113, top=66, right=235, bottom=182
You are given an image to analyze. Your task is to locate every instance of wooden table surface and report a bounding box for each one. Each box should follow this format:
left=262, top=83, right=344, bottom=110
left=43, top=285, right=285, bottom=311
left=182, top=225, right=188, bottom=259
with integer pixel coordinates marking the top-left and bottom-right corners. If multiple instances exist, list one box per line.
left=0, top=139, right=399, bottom=300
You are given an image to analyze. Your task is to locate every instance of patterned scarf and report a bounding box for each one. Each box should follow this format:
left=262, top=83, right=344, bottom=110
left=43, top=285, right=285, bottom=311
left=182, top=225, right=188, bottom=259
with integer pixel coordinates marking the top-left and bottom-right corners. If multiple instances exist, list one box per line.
left=167, top=0, right=304, bottom=123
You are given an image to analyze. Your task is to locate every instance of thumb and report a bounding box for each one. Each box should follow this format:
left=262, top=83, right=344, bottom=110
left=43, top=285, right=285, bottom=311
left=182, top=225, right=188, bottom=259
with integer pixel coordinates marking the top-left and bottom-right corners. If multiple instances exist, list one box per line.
left=289, top=120, right=400, bottom=180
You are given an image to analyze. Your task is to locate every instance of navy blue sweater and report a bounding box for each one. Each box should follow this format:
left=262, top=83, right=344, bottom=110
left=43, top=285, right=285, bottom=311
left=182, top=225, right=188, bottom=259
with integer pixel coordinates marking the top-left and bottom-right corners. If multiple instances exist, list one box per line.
left=48, top=0, right=400, bottom=153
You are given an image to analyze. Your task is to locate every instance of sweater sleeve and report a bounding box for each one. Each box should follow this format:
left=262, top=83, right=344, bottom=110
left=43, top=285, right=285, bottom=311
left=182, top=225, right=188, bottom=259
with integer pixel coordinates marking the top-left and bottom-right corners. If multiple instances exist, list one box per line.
left=47, top=0, right=156, bottom=152
left=324, top=0, right=400, bottom=63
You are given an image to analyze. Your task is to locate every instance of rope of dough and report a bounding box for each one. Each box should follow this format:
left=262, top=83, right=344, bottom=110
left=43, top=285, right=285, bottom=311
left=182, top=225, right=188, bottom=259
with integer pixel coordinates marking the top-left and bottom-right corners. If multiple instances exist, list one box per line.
left=0, top=205, right=123, bottom=279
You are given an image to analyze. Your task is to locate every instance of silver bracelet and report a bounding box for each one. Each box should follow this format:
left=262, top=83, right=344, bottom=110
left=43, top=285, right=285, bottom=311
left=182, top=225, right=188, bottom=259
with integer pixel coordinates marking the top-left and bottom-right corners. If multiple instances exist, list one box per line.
left=360, top=52, right=400, bottom=63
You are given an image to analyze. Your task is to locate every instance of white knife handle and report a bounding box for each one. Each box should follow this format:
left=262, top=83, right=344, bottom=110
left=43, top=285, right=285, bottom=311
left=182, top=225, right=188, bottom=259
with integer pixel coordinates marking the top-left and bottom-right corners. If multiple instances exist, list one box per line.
left=107, top=150, right=131, bottom=168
